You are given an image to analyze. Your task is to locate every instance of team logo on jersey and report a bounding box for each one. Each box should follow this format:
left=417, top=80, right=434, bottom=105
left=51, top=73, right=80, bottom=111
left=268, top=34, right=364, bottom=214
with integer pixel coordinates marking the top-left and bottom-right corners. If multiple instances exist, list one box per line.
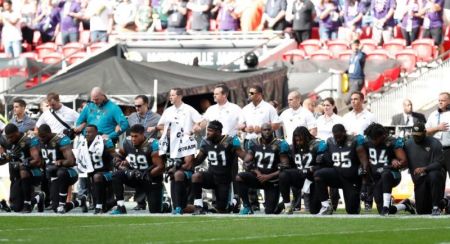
left=425, top=147, right=430, bottom=152
left=20, top=141, right=26, bottom=148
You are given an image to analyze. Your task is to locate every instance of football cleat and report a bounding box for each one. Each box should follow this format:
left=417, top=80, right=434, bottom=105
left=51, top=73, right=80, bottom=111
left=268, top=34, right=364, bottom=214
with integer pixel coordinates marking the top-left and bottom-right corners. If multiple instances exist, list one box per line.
left=94, top=208, right=103, bottom=214
left=110, top=205, right=127, bottom=215
left=317, top=205, right=333, bottom=215
left=192, top=206, right=206, bottom=215
left=438, top=198, right=450, bottom=214
left=431, top=207, right=441, bottom=216
left=133, top=204, right=146, bottom=211
left=239, top=206, right=254, bottom=215
left=79, top=195, right=88, bottom=213
left=401, top=199, right=416, bottom=215
left=0, top=199, right=11, bottom=212
left=57, top=205, right=66, bottom=214
left=380, top=207, right=390, bottom=216
left=283, top=204, right=293, bottom=215
left=173, top=207, right=183, bottom=215
left=22, top=203, right=32, bottom=213
left=37, top=192, right=45, bottom=213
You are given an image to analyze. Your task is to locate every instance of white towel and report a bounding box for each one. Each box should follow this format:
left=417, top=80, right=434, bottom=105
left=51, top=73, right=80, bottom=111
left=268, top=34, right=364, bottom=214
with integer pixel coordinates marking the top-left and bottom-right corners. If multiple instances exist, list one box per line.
left=159, top=122, right=197, bottom=159
left=73, top=135, right=104, bottom=173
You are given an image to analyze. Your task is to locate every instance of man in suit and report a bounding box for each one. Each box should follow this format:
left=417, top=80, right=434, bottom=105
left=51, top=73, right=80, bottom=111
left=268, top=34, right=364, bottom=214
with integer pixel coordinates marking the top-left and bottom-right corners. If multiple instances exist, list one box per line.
left=391, top=99, right=426, bottom=126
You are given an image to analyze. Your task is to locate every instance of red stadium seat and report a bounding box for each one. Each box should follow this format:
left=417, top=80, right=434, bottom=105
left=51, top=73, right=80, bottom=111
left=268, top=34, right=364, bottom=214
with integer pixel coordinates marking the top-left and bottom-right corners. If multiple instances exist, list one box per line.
left=393, top=25, right=404, bottom=39
left=311, top=27, right=320, bottom=39
left=395, top=49, right=418, bottom=74
left=383, top=65, right=401, bottom=83
left=20, top=52, right=38, bottom=60
left=366, top=49, right=390, bottom=61
left=62, top=42, right=85, bottom=57
left=300, top=39, right=322, bottom=56
left=383, top=38, right=406, bottom=57
left=67, top=52, right=88, bottom=64
left=309, top=49, right=333, bottom=60
left=282, top=49, right=306, bottom=62
left=337, top=49, right=353, bottom=61
left=360, top=26, right=372, bottom=39
left=89, top=42, right=109, bottom=54
left=42, top=52, right=63, bottom=64
left=360, top=39, right=378, bottom=53
left=326, top=39, right=349, bottom=58
left=36, top=42, right=58, bottom=59
left=411, top=38, right=437, bottom=63
left=366, top=74, right=384, bottom=92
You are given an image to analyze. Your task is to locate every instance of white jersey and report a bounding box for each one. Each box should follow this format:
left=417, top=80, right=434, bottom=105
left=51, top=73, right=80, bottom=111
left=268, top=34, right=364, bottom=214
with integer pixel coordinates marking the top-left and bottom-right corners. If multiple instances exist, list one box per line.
left=203, top=101, right=242, bottom=137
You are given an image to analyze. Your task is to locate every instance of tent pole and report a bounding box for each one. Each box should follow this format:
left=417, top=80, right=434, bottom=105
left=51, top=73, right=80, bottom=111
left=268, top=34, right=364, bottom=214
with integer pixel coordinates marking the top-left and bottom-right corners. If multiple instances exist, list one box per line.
left=152, top=79, right=157, bottom=113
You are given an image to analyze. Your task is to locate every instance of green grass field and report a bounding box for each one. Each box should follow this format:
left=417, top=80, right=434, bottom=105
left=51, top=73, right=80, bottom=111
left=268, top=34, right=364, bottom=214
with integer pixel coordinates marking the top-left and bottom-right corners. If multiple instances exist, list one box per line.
left=1, top=215, right=450, bottom=243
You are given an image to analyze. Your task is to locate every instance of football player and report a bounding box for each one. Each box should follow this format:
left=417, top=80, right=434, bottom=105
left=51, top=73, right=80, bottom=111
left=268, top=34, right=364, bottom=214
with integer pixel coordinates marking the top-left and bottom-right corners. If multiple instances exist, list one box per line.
left=279, top=126, right=327, bottom=214
left=0, top=124, right=44, bottom=213
left=191, top=120, right=247, bottom=214
left=236, top=123, right=290, bottom=214
left=111, top=124, right=165, bottom=214
left=38, top=124, right=83, bottom=213
left=314, top=124, right=369, bottom=215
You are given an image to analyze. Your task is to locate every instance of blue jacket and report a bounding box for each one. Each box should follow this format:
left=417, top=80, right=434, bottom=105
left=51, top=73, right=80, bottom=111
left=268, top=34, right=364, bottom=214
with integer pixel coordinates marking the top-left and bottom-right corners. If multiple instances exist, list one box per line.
left=348, top=50, right=366, bottom=80
left=76, top=100, right=129, bottom=141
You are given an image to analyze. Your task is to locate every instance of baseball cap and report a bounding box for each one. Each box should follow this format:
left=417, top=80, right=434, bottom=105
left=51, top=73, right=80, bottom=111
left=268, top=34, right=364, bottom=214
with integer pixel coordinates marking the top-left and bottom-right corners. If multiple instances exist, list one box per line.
left=411, top=122, right=426, bottom=135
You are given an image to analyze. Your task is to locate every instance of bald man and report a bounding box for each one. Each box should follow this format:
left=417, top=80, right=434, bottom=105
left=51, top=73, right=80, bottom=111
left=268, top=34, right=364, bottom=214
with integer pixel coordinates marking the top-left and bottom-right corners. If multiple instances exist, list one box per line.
left=391, top=99, right=426, bottom=126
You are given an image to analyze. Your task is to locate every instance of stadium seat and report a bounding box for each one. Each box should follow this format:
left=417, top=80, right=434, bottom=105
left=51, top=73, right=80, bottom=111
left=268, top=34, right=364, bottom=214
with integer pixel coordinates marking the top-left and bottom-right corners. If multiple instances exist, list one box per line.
left=89, top=42, right=109, bottom=54
left=326, top=39, right=349, bottom=58
left=360, top=39, right=378, bottom=53
left=337, top=49, right=353, bottom=61
left=282, top=49, right=306, bottom=62
left=20, top=52, right=39, bottom=60
left=67, top=52, right=88, bottom=65
left=311, top=27, right=320, bottom=39
left=393, top=25, right=404, bottom=39
left=36, top=42, right=58, bottom=59
left=383, top=38, right=406, bottom=57
left=395, top=49, right=418, bottom=74
left=62, top=42, right=85, bottom=57
left=366, top=49, right=390, bottom=61
left=366, top=74, right=384, bottom=92
left=360, top=26, right=372, bottom=39
left=42, top=52, right=63, bottom=64
left=411, top=38, right=437, bottom=63
left=383, top=65, right=401, bottom=83
left=309, top=49, right=333, bottom=60
left=300, top=39, right=322, bottom=56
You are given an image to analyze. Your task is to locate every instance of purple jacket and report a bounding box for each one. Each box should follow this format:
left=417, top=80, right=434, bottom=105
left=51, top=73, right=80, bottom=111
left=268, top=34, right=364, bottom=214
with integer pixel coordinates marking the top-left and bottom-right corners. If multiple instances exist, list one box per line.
left=317, top=3, right=341, bottom=30
left=422, top=0, right=444, bottom=28
left=344, top=0, right=365, bottom=27
left=400, top=0, right=421, bottom=29
left=371, top=0, right=396, bottom=27
left=59, top=1, right=81, bottom=33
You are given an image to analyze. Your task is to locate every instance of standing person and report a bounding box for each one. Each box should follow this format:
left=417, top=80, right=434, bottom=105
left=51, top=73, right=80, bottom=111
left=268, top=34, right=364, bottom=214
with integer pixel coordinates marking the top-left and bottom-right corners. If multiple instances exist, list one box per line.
left=279, top=90, right=317, bottom=145
left=391, top=99, right=426, bottom=126
left=186, top=0, right=212, bottom=31
left=191, top=120, right=247, bottom=214
left=259, top=0, right=287, bottom=31
left=345, top=40, right=366, bottom=105
left=0, top=0, right=22, bottom=57
left=316, top=0, right=340, bottom=41
left=10, top=98, right=36, bottom=133
left=405, top=122, right=446, bottom=215
left=157, top=88, right=203, bottom=215
left=236, top=123, right=290, bottom=214
left=111, top=124, right=165, bottom=214
left=35, top=92, right=80, bottom=135
left=0, top=124, right=44, bottom=213
left=363, top=123, right=408, bottom=215
left=163, top=0, right=188, bottom=34
left=57, top=0, right=81, bottom=44
left=316, top=97, right=343, bottom=141
left=425, top=92, right=450, bottom=180
left=343, top=91, right=376, bottom=136
left=33, top=0, right=60, bottom=43
left=371, top=0, right=396, bottom=45
left=212, top=0, right=240, bottom=31
left=83, top=0, right=113, bottom=42
left=419, top=0, right=444, bottom=46
left=287, top=0, right=316, bottom=44
left=341, top=0, right=364, bottom=41
left=127, top=95, right=160, bottom=210
left=314, top=124, right=369, bottom=215
left=400, top=0, right=421, bottom=46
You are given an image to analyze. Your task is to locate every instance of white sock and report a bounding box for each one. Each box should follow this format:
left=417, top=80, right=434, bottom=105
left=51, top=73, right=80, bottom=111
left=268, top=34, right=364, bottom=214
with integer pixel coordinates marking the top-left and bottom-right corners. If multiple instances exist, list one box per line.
left=321, top=200, right=330, bottom=208
left=285, top=202, right=291, bottom=209
left=96, top=204, right=103, bottom=209
left=24, top=201, right=31, bottom=205
left=51, top=177, right=57, bottom=182
left=383, top=193, right=391, bottom=207
left=396, top=204, right=406, bottom=211
left=117, top=200, right=125, bottom=206
left=194, top=199, right=203, bottom=207
left=34, top=195, right=40, bottom=202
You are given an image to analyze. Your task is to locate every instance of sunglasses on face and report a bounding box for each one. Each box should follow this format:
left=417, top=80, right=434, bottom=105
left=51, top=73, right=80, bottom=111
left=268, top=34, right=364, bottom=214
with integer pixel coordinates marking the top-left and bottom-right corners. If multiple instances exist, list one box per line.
left=135, top=105, right=143, bottom=108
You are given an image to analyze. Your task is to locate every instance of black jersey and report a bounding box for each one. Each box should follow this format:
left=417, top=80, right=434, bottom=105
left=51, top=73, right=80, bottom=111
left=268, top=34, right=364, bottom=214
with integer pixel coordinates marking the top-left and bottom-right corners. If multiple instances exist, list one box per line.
left=247, top=137, right=290, bottom=175
left=291, top=139, right=327, bottom=177
left=325, top=134, right=365, bottom=178
left=123, top=138, right=159, bottom=170
left=40, top=134, right=71, bottom=166
left=199, top=135, right=241, bottom=177
left=0, top=133, right=40, bottom=163
left=365, top=136, right=404, bottom=172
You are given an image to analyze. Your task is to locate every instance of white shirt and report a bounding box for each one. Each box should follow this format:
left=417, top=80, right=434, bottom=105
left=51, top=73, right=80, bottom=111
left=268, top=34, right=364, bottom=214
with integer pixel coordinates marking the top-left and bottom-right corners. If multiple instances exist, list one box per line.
left=0, top=121, right=5, bottom=131
left=158, top=103, right=203, bottom=134
left=343, top=109, right=376, bottom=135
left=279, top=106, right=316, bottom=144
left=1, top=11, right=22, bottom=43
left=87, top=0, right=112, bottom=31
left=36, top=105, right=80, bottom=134
left=426, top=110, right=450, bottom=147
left=203, top=101, right=242, bottom=137
left=403, top=113, right=414, bottom=126
left=316, top=113, right=343, bottom=140
left=239, top=100, right=280, bottom=140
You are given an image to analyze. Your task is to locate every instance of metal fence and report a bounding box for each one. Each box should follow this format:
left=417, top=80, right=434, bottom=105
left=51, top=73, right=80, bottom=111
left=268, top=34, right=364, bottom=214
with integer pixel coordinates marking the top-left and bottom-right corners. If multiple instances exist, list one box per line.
left=369, top=60, right=450, bottom=125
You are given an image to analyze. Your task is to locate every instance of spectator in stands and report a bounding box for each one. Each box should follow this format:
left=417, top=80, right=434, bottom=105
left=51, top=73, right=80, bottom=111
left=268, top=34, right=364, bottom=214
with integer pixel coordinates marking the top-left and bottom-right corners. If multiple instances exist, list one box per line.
left=419, top=0, right=444, bottom=46
left=211, top=0, right=239, bottom=31
left=444, top=0, right=450, bottom=27
left=187, top=0, right=213, bottom=31
left=286, top=0, right=316, bottom=44
left=317, top=0, right=341, bottom=40
left=258, top=0, right=287, bottom=31
left=10, top=98, right=36, bottom=133
left=235, top=0, right=264, bottom=32
left=114, top=0, right=137, bottom=32
left=400, top=0, right=421, bottom=46
left=343, top=91, right=376, bottom=135
left=151, top=0, right=169, bottom=31
left=371, top=0, right=396, bottom=45
left=163, top=0, right=188, bottom=34
left=391, top=99, right=426, bottom=126
left=345, top=39, right=366, bottom=105
left=33, top=0, right=59, bottom=43
left=341, top=0, right=364, bottom=41
left=316, top=97, right=343, bottom=140
left=0, top=0, right=23, bottom=57
left=58, top=0, right=82, bottom=44
left=360, top=0, right=372, bottom=27
left=78, top=0, right=90, bottom=30
left=83, top=0, right=113, bottom=42
left=135, top=0, right=153, bottom=32
left=20, top=0, right=37, bottom=45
